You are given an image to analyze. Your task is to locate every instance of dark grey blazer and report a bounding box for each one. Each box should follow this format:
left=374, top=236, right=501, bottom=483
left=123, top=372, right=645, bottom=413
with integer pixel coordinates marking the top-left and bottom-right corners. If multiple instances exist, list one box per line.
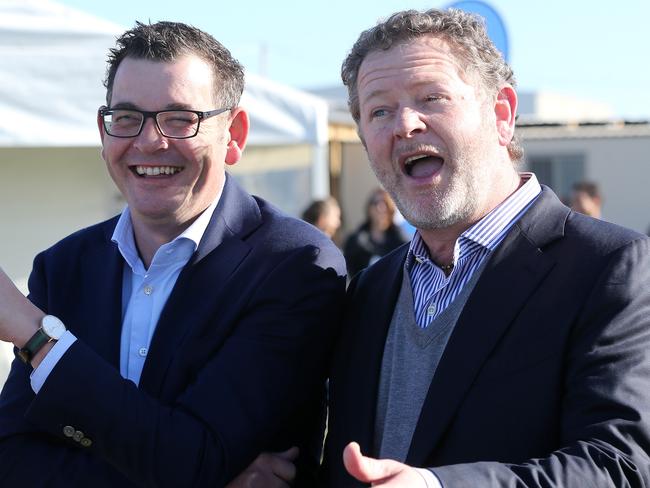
left=324, top=186, right=650, bottom=487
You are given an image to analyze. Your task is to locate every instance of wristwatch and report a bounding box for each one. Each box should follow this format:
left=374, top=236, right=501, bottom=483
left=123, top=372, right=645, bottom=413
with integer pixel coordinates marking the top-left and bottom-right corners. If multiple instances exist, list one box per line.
left=18, top=315, right=67, bottom=365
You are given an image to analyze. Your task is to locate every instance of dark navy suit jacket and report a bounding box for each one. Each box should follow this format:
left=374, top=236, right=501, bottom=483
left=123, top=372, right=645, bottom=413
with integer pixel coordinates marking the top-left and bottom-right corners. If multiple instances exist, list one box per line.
left=0, top=175, right=346, bottom=487
left=323, top=187, right=650, bottom=487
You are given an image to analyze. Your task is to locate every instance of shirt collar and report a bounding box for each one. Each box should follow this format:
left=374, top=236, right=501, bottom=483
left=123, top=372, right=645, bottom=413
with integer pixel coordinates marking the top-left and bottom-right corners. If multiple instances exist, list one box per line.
left=111, top=188, right=222, bottom=272
left=407, top=172, right=541, bottom=267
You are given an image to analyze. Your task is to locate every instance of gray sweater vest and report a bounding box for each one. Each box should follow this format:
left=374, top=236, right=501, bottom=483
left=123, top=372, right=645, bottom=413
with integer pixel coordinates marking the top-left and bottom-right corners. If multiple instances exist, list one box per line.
left=374, top=261, right=487, bottom=461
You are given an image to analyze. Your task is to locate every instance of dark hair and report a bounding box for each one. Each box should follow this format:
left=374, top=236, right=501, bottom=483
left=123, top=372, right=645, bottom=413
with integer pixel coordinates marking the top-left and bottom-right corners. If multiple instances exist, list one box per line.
left=301, top=197, right=339, bottom=226
left=104, top=21, right=244, bottom=107
left=365, top=188, right=396, bottom=222
left=342, top=8, right=523, bottom=162
left=572, top=181, right=601, bottom=199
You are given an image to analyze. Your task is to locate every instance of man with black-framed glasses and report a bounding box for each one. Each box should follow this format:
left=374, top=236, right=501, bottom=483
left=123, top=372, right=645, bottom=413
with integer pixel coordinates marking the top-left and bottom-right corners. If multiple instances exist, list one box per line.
left=0, top=21, right=345, bottom=487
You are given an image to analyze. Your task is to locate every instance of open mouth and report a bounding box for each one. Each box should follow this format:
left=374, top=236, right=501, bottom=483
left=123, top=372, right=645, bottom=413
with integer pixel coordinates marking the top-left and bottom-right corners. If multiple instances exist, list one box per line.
left=403, top=154, right=444, bottom=178
left=131, top=165, right=184, bottom=177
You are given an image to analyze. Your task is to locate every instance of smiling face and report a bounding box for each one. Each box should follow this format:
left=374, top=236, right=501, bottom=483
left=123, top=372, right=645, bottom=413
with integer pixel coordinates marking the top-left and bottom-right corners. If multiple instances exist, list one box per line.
left=356, top=35, right=518, bottom=232
left=99, top=54, right=245, bottom=237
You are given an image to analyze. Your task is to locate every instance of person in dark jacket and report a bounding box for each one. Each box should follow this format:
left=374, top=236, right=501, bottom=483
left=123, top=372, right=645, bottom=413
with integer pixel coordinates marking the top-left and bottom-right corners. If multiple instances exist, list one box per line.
left=344, top=188, right=408, bottom=277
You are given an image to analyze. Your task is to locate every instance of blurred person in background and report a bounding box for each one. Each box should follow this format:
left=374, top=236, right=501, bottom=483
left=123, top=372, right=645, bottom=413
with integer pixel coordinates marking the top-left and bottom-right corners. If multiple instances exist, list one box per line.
left=569, top=181, right=602, bottom=218
left=301, top=196, right=342, bottom=240
left=343, top=188, right=409, bottom=277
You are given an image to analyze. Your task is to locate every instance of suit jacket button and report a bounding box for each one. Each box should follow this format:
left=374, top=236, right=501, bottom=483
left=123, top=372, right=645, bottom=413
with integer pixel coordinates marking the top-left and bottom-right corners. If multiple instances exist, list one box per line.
left=80, top=438, right=92, bottom=448
left=63, top=425, right=75, bottom=437
left=73, top=430, right=84, bottom=442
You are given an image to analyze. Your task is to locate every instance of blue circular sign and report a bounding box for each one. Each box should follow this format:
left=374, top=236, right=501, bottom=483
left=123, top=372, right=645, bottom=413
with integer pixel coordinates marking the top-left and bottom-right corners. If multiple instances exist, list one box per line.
left=446, top=1, right=510, bottom=62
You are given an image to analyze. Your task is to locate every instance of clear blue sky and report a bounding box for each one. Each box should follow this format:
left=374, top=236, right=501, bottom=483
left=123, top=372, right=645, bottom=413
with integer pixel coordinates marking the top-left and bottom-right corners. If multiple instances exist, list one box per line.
left=60, top=0, right=650, bottom=119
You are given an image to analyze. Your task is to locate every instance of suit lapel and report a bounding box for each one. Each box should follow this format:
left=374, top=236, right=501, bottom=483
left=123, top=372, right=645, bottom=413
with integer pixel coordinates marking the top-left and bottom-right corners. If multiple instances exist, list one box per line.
left=76, top=219, right=123, bottom=368
left=138, top=175, right=261, bottom=396
left=406, top=188, right=569, bottom=465
left=337, top=247, right=407, bottom=456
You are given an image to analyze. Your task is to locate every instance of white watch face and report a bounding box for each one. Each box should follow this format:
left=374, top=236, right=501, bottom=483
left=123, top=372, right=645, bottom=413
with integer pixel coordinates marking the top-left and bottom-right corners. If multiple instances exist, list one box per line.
left=41, top=315, right=66, bottom=340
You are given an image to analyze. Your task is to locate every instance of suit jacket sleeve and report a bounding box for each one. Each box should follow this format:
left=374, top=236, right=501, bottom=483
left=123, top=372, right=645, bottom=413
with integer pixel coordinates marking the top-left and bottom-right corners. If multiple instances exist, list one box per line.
left=431, top=237, right=650, bottom=487
left=0, top=227, right=346, bottom=488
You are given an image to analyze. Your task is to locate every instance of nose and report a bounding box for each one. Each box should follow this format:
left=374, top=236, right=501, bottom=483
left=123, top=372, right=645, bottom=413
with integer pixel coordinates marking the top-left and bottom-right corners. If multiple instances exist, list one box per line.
left=133, top=118, right=168, bottom=153
left=393, top=107, right=426, bottom=139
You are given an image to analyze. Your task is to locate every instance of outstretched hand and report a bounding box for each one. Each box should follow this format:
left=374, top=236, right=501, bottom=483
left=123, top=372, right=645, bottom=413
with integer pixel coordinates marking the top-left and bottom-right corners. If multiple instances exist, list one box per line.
left=343, top=442, right=430, bottom=487
left=226, top=446, right=299, bottom=488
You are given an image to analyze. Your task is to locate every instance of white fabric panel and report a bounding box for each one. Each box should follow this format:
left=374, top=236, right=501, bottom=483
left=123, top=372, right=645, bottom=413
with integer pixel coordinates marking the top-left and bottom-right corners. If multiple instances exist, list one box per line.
left=0, top=0, right=328, bottom=148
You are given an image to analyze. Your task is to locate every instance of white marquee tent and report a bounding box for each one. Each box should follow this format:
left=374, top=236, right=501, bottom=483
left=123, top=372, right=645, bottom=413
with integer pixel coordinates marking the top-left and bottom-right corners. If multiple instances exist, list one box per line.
left=0, top=0, right=329, bottom=148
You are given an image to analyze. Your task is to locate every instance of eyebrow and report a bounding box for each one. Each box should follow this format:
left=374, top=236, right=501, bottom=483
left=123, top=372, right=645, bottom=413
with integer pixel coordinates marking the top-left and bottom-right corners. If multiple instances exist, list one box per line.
left=360, top=89, right=389, bottom=107
left=361, top=79, right=448, bottom=106
left=109, top=102, right=195, bottom=111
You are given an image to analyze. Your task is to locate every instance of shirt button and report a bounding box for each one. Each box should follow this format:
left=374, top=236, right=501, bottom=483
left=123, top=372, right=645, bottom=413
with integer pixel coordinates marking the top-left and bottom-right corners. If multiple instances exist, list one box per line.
left=63, top=425, right=75, bottom=437
left=73, top=430, right=84, bottom=442
left=143, top=285, right=153, bottom=295
left=138, top=347, right=148, bottom=357
left=427, top=304, right=437, bottom=316
left=80, top=437, right=93, bottom=448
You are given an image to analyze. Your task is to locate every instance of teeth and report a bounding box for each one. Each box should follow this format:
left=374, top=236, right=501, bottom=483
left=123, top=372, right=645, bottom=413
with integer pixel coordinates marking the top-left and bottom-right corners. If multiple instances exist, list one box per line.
left=404, top=154, right=430, bottom=166
left=134, top=166, right=183, bottom=176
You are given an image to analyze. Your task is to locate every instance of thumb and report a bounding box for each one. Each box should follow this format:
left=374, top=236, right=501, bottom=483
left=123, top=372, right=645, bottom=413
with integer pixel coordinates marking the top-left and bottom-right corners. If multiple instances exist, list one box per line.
left=343, top=442, right=403, bottom=483
left=275, top=446, right=299, bottom=461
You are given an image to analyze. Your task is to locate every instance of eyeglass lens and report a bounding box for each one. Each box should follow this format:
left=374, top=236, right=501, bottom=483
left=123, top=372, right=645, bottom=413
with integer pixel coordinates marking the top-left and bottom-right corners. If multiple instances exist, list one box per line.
left=104, top=110, right=201, bottom=138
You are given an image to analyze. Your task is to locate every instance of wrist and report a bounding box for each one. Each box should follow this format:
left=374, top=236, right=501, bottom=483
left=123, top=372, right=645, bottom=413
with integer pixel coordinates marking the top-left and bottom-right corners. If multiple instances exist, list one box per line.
left=30, top=340, right=55, bottom=369
left=17, top=315, right=66, bottom=367
left=13, top=313, right=45, bottom=349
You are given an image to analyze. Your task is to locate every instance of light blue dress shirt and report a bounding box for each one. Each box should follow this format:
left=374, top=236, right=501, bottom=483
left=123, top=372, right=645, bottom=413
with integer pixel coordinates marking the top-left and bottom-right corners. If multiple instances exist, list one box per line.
left=31, top=194, right=221, bottom=392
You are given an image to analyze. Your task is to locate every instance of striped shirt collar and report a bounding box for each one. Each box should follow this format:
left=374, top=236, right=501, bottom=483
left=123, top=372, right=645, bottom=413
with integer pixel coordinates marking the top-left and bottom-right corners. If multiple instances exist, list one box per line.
left=407, top=173, right=542, bottom=269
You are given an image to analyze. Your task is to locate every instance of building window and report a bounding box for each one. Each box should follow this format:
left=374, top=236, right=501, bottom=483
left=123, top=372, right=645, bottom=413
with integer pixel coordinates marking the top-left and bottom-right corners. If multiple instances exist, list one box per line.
left=527, top=154, right=585, bottom=201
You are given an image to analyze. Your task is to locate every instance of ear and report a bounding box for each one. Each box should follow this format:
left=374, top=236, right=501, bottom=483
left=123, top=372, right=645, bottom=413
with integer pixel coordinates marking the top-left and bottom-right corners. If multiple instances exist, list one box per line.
left=494, top=84, right=517, bottom=148
left=225, top=107, right=250, bottom=166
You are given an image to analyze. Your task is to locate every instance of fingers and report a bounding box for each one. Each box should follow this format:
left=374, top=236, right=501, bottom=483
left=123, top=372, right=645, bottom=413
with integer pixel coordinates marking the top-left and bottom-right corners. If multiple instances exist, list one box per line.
left=275, top=446, right=299, bottom=462
left=262, top=449, right=297, bottom=482
left=225, top=470, right=289, bottom=488
left=343, top=442, right=367, bottom=480
left=343, top=442, right=407, bottom=484
left=226, top=449, right=297, bottom=488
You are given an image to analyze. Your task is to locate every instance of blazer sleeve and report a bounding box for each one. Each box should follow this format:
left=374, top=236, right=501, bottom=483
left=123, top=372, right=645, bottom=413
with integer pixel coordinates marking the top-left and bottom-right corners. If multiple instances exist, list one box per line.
left=0, top=252, right=132, bottom=487
left=431, top=237, right=650, bottom=487
left=0, top=240, right=346, bottom=488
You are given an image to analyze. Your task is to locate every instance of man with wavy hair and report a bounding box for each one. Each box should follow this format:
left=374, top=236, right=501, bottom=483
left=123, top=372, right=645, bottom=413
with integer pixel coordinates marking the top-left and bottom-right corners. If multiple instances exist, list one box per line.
left=319, top=8, right=650, bottom=488
left=228, top=9, right=650, bottom=487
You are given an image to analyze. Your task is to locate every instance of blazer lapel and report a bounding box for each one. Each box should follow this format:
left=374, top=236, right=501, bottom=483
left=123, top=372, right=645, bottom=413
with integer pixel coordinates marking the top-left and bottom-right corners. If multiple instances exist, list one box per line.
left=75, top=219, right=123, bottom=368
left=138, top=175, right=261, bottom=396
left=337, top=247, right=407, bottom=456
left=407, top=188, right=569, bottom=465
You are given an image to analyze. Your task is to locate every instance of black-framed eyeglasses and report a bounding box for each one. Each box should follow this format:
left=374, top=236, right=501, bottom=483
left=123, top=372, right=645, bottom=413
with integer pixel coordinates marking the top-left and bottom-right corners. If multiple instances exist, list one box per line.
left=98, top=106, right=231, bottom=139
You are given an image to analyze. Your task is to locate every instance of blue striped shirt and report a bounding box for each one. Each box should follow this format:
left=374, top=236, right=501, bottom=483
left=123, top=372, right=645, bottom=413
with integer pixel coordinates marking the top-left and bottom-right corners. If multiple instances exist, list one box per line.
left=408, top=173, right=541, bottom=328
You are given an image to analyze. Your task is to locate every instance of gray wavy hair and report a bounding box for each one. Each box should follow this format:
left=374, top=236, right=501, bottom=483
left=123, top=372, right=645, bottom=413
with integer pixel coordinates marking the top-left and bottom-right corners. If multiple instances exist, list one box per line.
left=341, top=8, right=523, bottom=162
